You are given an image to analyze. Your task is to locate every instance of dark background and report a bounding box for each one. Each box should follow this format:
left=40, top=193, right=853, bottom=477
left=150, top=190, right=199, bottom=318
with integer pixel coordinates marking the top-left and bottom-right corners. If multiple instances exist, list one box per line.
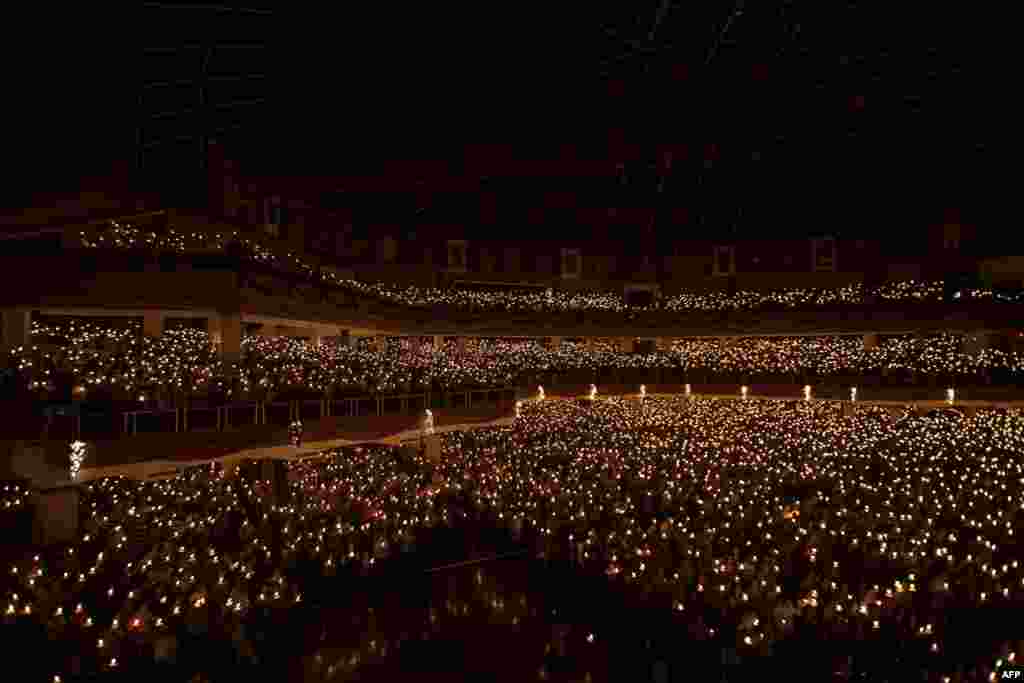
left=3, top=3, right=1000, bottom=241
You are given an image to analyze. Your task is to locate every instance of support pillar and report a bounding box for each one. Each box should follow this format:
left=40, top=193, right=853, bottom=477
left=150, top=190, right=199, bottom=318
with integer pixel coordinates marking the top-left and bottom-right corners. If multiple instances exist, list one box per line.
left=863, top=334, right=879, bottom=351
left=432, top=335, right=444, bottom=351
left=143, top=310, right=164, bottom=338
left=219, top=312, right=242, bottom=363
left=207, top=316, right=222, bottom=345
left=1, top=309, right=31, bottom=351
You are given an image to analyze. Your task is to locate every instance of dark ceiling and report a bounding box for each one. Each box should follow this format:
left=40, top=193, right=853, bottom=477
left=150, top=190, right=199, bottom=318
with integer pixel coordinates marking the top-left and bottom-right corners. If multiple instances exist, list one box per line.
left=4, top=3, right=996, bottom=238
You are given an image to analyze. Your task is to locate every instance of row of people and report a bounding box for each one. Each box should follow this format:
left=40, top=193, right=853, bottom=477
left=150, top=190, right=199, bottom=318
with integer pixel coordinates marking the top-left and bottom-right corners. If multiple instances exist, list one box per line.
left=4, top=396, right=1024, bottom=680
left=7, top=320, right=1023, bottom=407
left=79, top=221, right=1024, bottom=315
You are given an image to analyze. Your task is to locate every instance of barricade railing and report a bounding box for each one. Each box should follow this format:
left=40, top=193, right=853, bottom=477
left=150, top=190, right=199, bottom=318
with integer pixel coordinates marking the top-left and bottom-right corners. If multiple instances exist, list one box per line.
left=219, top=402, right=260, bottom=430
left=183, top=400, right=220, bottom=433
left=264, top=401, right=292, bottom=427
left=122, top=409, right=179, bottom=436
left=10, top=379, right=1023, bottom=443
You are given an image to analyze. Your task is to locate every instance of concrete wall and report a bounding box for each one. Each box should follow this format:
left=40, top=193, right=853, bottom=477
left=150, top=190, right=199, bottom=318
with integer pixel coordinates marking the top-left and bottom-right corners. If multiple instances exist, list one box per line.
left=980, top=256, right=1024, bottom=284
left=0, top=256, right=240, bottom=310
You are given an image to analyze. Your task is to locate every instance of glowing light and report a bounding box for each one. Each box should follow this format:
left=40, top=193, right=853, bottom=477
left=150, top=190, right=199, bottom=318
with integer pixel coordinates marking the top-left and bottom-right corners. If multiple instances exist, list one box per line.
left=69, top=441, right=87, bottom=480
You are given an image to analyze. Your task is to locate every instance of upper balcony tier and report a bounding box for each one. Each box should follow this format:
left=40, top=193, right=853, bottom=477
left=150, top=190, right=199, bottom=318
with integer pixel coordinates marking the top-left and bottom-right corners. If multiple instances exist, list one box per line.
left=2, top=219, right=1022, bottom=338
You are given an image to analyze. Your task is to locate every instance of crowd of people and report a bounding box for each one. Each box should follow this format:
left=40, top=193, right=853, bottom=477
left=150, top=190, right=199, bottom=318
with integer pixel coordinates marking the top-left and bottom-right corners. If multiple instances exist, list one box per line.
left=3, top=396, right=1024, bottom=680
left=5, top=319, right=1023, bottom=411
left=337, top=275, right=1004, bottom=314
left=78, top=221, right=1024, bottom=318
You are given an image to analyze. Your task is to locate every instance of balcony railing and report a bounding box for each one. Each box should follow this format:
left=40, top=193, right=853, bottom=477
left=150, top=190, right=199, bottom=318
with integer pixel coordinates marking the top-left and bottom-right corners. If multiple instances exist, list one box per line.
left=6, top=218, right=1023, bottom=329
left=6, top=363, right=1020, bottom=446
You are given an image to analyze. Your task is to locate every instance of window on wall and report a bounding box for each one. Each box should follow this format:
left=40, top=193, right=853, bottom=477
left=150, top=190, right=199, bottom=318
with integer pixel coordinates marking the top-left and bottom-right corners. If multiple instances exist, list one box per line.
left=378, top=237, right=397, bottom=264
left=310, top=229, right=332, bottom=254
left=943, top=223, right=961, bottom=251
left=263, top=196, right=283, bottom=237
left=447, top=240, right=467, bottom=271
left=504, top=246, right=520, bottom=273
left=536, top=252, right=552, bottom=276
left=561, top=248, right=581, bottom=279
left=812, top=237, right=836, bottom=272
left=334, top=227, right=351, bottom=258
left=713, top=245, right=735, bottom=276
